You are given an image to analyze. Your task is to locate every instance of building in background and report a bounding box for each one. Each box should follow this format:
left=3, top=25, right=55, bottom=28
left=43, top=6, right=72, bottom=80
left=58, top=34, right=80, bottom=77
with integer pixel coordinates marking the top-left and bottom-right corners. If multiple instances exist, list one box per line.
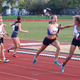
left=2, top=1, right=19, bottom=15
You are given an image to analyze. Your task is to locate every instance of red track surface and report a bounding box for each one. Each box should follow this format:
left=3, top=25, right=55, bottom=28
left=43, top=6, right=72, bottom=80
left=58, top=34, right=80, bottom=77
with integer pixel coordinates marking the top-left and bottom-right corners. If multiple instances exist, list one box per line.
left=0, top=38, right=79, bottom=80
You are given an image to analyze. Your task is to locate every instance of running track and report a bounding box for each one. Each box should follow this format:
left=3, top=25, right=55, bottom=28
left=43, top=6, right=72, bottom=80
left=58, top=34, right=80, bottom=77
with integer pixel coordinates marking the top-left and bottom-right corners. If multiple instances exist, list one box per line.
left=0, top=38, right=80, bottom=80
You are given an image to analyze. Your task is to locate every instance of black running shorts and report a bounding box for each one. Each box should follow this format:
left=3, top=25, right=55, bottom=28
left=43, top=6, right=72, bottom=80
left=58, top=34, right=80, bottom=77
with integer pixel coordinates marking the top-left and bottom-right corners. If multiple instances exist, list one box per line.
left=43, top=37, right=56, bottom=46
left=71, top=38, right=80, bottom=47
left=0, top=38, right=3, bottom=43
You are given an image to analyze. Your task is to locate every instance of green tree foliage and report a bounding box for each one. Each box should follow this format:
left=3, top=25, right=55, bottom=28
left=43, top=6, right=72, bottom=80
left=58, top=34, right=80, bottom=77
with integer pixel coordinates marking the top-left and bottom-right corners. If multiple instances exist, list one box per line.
left=72, top=0, right=80, bottom=8
left=0, top=0, right=5, bottom=12
left=18, top=0, right=27, bottom=10
left=28, top=0, right=46, bottom=14
left=48, top=0, right=76, bottom=14
left=6, top=0, right=17, bottom=10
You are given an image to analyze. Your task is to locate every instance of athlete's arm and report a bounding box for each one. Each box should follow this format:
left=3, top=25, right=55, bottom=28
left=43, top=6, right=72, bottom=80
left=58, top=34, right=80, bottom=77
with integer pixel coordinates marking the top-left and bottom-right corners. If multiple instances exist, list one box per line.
left=10, top=22, right=14, bottom=26
left=48, top=24, right=56, bottom=35
left=18, top=23, right=28, bottom=33
left=60, top=24, right=75, bottom=30
left=2, top=25, right=9, bottom=36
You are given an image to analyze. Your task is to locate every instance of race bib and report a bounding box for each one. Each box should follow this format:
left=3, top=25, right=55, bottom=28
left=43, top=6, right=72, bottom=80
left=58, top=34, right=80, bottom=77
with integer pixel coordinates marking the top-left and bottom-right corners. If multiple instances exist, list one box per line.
left=52, top=27, right=58, bottom=34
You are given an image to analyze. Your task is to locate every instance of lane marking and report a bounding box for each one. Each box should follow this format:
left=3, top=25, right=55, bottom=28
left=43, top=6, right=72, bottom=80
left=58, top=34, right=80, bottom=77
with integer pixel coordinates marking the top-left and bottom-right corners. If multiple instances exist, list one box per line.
left=20, top=43, right=42, bottom=46
left=4, top=49, right=80, bottom=61
left=0, top=71, right=38, bottom=80
left=32, top=72, right=80, bottom=78
left=8, top=58, right=80, bottom=69
left=5, top=63, right=80, bottom=78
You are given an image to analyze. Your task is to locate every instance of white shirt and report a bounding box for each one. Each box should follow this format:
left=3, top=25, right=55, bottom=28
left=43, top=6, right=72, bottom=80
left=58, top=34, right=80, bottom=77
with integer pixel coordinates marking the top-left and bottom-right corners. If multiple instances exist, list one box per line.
left=74, top=25, right=80, bottom=39
left=0, top=23, right=3, bottom=34
left=52, top=23, right=58, bottom=34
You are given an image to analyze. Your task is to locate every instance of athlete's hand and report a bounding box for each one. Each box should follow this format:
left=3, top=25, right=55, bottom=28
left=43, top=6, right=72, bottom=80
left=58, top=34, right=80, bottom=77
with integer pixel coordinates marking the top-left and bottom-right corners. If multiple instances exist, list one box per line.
left=56, top=33, right=59, bottom=37
left=58, top=26, right=63, bottom=30
left=6, top=33, right=10, bottom=36
left=10, top=23, right=11, bottom=26
left=25, top=30, right=28, bottom=33
left=3, top=24, right=6, bottom=27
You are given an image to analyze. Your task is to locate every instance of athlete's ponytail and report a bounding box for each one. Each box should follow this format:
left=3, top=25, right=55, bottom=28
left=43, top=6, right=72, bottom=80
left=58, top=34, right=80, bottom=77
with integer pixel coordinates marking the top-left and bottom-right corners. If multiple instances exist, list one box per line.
left=49, top=16, right=53, bottom=24
left=16, top=16, right=21, bottom=23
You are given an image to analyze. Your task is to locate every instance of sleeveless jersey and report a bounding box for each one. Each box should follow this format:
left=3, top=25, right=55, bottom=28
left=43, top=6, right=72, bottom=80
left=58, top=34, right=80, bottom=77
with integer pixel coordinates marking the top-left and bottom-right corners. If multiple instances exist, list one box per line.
left=12, top=22, right=19, bottom=31
left=47, top=23, right=58, bottom=35
left=0, top=23, right=3, bottom=34
left=74, top=25, right=80, bottom=40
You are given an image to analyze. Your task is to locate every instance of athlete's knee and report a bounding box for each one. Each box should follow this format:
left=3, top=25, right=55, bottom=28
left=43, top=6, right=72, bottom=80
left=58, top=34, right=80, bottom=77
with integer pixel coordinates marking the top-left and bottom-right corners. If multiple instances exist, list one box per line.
left=18, top=43, right=20, bottom=48
left=57, top=46, right=61, bottom=51
left=68, top=55, right=72, bottom=59
left=1, top=43, right=4, bottom=49
left=15, top=45, right=20, bottom=49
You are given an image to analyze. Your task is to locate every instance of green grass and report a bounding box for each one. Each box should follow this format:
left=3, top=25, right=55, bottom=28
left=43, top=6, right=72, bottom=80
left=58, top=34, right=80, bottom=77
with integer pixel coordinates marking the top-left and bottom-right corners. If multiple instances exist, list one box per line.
left=4, top=20, right=73, bottom=43
left=57, top=15, right=73, bottom=19
left=2, top=15, right=74, bottom=20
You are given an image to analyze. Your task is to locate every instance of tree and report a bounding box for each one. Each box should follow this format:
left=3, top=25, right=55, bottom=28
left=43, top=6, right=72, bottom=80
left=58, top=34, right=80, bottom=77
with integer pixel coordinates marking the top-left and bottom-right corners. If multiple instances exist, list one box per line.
left=6, top=0, right=17, bottom=10
left=28, top=0, right=46, bottom=14
left=18, top=0, right=27, bottom=10
left=48, top=0, right=72, bottom=14
left=72, top=0, right=80, bottom=8
left=0, top=0, right=5, bottom=12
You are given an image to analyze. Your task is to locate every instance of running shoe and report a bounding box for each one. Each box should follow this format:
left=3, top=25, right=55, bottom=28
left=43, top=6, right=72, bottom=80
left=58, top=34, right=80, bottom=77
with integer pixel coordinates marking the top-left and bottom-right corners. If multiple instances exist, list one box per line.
left=11, top=54, right=18, bottom=57
left=6, top=49, right=9, bottom=55
left=54, top=60, right=60, bottom=65
left=33, top=57, right=36, bottom=65
left=60, top=63, right=65, bottom=73
left=4, top=59, right=9, bottom=63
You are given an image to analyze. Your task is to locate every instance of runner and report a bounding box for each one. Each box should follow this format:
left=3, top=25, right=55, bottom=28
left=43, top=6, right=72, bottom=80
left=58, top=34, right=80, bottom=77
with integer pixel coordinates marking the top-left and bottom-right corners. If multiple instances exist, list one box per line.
left=6, top=16, right=28, bottom=57
left=58, top=15, right=80, bottom=73
left=33, top=15, right=61, bottom=65
left=0, top=16, right=10, bottom=63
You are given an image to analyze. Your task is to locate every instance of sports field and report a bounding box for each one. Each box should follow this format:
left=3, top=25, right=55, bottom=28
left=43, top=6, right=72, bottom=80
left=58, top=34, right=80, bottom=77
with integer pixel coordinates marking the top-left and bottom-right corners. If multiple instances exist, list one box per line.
left=0, top=19, right=80, bottom=80
left=3, top=19, right=79, bottom=54
left=2, top=15, right=73, bottom=20
left=4, top=20, right=73, bottom=42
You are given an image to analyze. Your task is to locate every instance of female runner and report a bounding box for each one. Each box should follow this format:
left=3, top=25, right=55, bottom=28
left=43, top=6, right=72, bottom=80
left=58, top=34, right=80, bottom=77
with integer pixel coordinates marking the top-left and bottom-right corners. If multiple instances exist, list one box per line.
left=33, top=15, right=61, bottom=65
left=6, top=16, right=28, bottom=57
left=58, top=15, right=80, bottom=73
left=0, top=16, right=10, bottom=63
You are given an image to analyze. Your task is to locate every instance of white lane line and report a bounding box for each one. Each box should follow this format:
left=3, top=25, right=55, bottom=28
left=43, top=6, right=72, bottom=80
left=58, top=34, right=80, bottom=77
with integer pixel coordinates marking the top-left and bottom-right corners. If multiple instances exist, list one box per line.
left=5, top=42, right=42, bottom=46
left=32, top=72, right=80, bottom=78
left=6, top=63, right=80, bottom=78
left=0, top=71, right=38, bottom=80
left=20, top=43, right=42, bottom=45
left=4, top=49, right=80, bottom=61
left=9, top=58, right=80, bottom=69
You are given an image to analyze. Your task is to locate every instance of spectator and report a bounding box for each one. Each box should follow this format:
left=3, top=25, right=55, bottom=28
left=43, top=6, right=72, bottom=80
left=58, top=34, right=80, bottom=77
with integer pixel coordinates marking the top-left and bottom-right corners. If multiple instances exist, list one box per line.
left=60, top=12, right=61, bottom=18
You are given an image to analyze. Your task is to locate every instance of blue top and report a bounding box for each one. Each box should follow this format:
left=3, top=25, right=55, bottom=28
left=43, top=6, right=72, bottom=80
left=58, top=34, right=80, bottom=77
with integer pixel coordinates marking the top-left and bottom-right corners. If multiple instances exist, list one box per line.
left=13, top=22, right=19, bottom=31
left=47, top=23, right=52, bottom=35
left=47, top=23, right=58, bottom=35
left=47, top=29, right=52, bottom=35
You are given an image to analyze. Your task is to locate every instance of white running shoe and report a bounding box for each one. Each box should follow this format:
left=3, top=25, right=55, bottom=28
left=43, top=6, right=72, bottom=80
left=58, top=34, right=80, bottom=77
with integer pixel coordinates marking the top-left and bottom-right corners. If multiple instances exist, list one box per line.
left=61, top=63, right=65, bottom=73
left=4, top=59, right=10, bottom=63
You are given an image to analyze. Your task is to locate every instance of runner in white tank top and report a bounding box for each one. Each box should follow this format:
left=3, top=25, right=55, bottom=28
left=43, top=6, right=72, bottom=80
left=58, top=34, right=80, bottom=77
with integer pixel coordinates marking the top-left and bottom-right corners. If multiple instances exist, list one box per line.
left=74, top=25, right=80, bottom=40
left=58, top=15, right=80, bottom=73
left=0, top=16, right=10, bottom=63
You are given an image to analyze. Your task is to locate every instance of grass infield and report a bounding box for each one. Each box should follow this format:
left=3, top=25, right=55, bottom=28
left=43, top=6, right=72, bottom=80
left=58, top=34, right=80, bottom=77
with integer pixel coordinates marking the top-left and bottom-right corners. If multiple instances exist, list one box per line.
left=2, top=15, right=74, bottom=20
left=4, top=20, right=73, bottom=43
